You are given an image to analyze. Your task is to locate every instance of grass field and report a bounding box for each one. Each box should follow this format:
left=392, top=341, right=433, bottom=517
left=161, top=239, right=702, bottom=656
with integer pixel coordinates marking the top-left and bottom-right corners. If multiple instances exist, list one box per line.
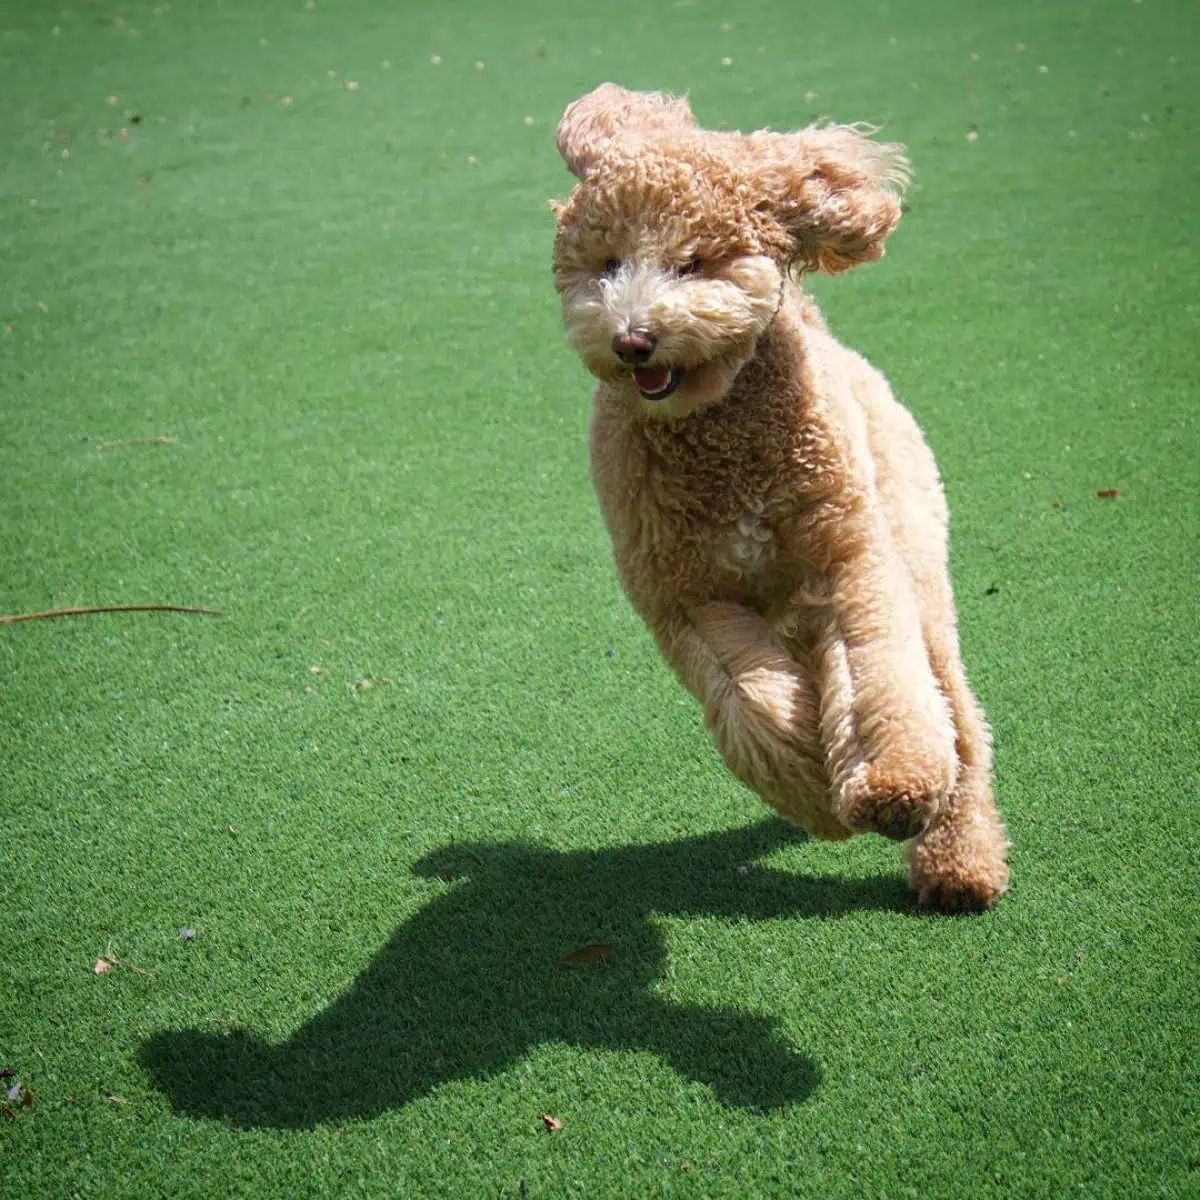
left=2, top=0, right=1197, bottom=1195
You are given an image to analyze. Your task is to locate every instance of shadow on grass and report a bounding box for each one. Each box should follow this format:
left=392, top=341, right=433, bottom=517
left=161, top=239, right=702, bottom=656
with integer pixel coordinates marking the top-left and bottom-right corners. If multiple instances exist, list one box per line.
left=140, top=820, right=911, bottom=1128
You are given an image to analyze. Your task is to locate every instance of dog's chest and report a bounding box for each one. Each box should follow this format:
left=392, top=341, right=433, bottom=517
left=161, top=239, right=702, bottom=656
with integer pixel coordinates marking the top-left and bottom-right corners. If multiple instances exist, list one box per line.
left=591, top=394, right=824, bottom=612
left=647, top=450, right=796, bottom=602
left=718, top=510, right=777, bottom=578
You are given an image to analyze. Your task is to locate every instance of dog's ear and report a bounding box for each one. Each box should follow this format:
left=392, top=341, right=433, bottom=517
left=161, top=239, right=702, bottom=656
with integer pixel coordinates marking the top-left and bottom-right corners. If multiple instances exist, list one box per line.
left=556, top=83, right=697, bottom=180
left=743, top=125, right=910, bottom=273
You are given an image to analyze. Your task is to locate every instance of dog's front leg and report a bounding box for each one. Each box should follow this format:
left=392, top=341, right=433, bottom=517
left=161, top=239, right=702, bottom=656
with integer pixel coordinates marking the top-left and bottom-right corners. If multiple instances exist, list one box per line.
left=653, top=602, right=849, bottom=839
left=809, top=506, right=958, bottom=841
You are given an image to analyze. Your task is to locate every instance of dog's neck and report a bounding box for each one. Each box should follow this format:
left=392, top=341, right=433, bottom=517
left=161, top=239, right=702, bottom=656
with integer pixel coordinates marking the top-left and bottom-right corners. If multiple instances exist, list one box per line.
left=632, top=307, right=816, bottom=507
left=744, top=291, right=824, bottom=394
left=681, top=289, right=820, bottom=421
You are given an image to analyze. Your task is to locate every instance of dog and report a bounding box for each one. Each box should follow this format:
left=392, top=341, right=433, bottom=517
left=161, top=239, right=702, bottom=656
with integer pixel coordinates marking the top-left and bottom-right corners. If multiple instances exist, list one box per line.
left=551, top=84, right=1009, bottom=911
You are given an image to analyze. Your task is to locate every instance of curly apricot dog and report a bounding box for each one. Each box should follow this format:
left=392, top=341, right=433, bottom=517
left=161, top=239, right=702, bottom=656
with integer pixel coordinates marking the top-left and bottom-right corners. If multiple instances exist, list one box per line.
left=551, top=84, right=1009, bottom=910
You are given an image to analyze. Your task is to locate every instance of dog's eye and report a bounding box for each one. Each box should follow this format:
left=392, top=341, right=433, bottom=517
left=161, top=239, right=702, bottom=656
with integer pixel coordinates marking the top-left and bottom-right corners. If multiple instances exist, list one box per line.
left=603, top=259, right=621, bottom=277
left=678, top=258, right=702, bottom=277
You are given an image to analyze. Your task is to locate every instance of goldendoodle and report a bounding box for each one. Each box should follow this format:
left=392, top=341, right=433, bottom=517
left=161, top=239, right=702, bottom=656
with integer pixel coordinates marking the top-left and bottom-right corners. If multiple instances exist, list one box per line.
left=552, top=84, right=1009, bottom=911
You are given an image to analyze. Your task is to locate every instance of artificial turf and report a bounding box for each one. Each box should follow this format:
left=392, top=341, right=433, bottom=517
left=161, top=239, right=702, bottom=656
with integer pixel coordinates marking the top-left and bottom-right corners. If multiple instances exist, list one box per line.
left=1, top=0, right=1197, bottom=1195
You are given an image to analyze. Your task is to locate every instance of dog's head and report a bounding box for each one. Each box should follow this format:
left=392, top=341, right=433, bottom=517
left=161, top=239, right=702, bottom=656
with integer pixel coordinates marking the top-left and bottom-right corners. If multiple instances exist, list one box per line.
left=552, top=83, right=908, bottom=418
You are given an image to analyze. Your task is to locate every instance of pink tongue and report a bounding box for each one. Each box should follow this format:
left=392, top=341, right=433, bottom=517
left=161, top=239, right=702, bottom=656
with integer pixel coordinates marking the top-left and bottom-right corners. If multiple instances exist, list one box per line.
left=634, top=366, right=672, bottom=394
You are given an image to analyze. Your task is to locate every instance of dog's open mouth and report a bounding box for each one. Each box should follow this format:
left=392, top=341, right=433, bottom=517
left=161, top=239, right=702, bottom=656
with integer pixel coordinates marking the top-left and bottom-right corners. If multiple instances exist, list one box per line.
left=633, top=365, right=684, bottom=400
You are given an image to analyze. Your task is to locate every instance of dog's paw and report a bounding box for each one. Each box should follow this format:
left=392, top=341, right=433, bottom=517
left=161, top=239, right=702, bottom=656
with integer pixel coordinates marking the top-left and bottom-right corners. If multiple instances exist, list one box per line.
left=911, top=874, right=1005, bottom=913
left=904, top=818, right=1010, bottom=912
left=837, top=753, right=954, bottom=842
left=843, top=787, right=932, bottom=842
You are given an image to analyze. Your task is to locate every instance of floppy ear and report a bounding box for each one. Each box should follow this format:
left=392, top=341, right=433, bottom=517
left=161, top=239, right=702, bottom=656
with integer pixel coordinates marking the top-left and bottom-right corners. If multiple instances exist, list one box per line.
left=555, top=82, right=697, bottom=180
left=745, top=125, right=910, bottom=273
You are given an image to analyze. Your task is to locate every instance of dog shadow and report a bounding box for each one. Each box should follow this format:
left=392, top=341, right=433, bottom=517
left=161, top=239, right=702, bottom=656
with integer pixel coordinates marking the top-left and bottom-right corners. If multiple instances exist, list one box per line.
left=139, top=820, right=911, bottom=1128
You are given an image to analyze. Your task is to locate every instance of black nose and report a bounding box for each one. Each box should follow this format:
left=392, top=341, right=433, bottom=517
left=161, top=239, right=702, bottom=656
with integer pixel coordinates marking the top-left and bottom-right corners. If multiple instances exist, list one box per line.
left=612, top=330, right=656, bottom=364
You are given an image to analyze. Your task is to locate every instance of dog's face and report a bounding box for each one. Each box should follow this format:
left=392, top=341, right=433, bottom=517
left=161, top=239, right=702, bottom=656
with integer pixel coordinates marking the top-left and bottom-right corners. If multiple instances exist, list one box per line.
left=553, top=146, right=784, bottom=419
left=552, top=84, right=908, bottom=419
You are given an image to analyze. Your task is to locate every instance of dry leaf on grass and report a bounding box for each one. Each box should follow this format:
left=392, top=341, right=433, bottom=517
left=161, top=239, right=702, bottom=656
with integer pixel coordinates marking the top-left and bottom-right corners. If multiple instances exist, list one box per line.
left=558, top=943, right=617, bottom=969
left=93, top=946, right=156, bottom=977
left=540, top=1113, right=563, bottom=1132
left=1095, top=488, right=1122, bottom=499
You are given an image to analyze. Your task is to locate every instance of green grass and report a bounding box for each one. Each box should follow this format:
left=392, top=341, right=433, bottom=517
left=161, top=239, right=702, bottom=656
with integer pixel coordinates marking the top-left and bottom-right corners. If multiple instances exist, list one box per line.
left=2, top=0, right=1197, bottom=1195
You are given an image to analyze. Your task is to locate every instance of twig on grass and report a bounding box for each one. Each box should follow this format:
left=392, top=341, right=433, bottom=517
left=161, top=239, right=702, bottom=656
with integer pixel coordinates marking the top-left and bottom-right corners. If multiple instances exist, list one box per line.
left=97, top=435, right=177, bottom=451
left=0, top=604, right=223, bottom=626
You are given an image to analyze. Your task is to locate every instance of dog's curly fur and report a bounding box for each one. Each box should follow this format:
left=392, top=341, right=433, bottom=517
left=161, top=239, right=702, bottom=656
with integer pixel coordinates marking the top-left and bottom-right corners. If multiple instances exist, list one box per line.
left=552, top=84, right=1009, bottom=911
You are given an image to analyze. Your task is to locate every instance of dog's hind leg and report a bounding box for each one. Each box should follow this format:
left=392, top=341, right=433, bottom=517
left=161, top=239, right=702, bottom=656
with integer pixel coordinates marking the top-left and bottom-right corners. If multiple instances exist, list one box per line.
left=903, top=636, right=1009, bottom=910
left=658, top=602, right=849, bottom=840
